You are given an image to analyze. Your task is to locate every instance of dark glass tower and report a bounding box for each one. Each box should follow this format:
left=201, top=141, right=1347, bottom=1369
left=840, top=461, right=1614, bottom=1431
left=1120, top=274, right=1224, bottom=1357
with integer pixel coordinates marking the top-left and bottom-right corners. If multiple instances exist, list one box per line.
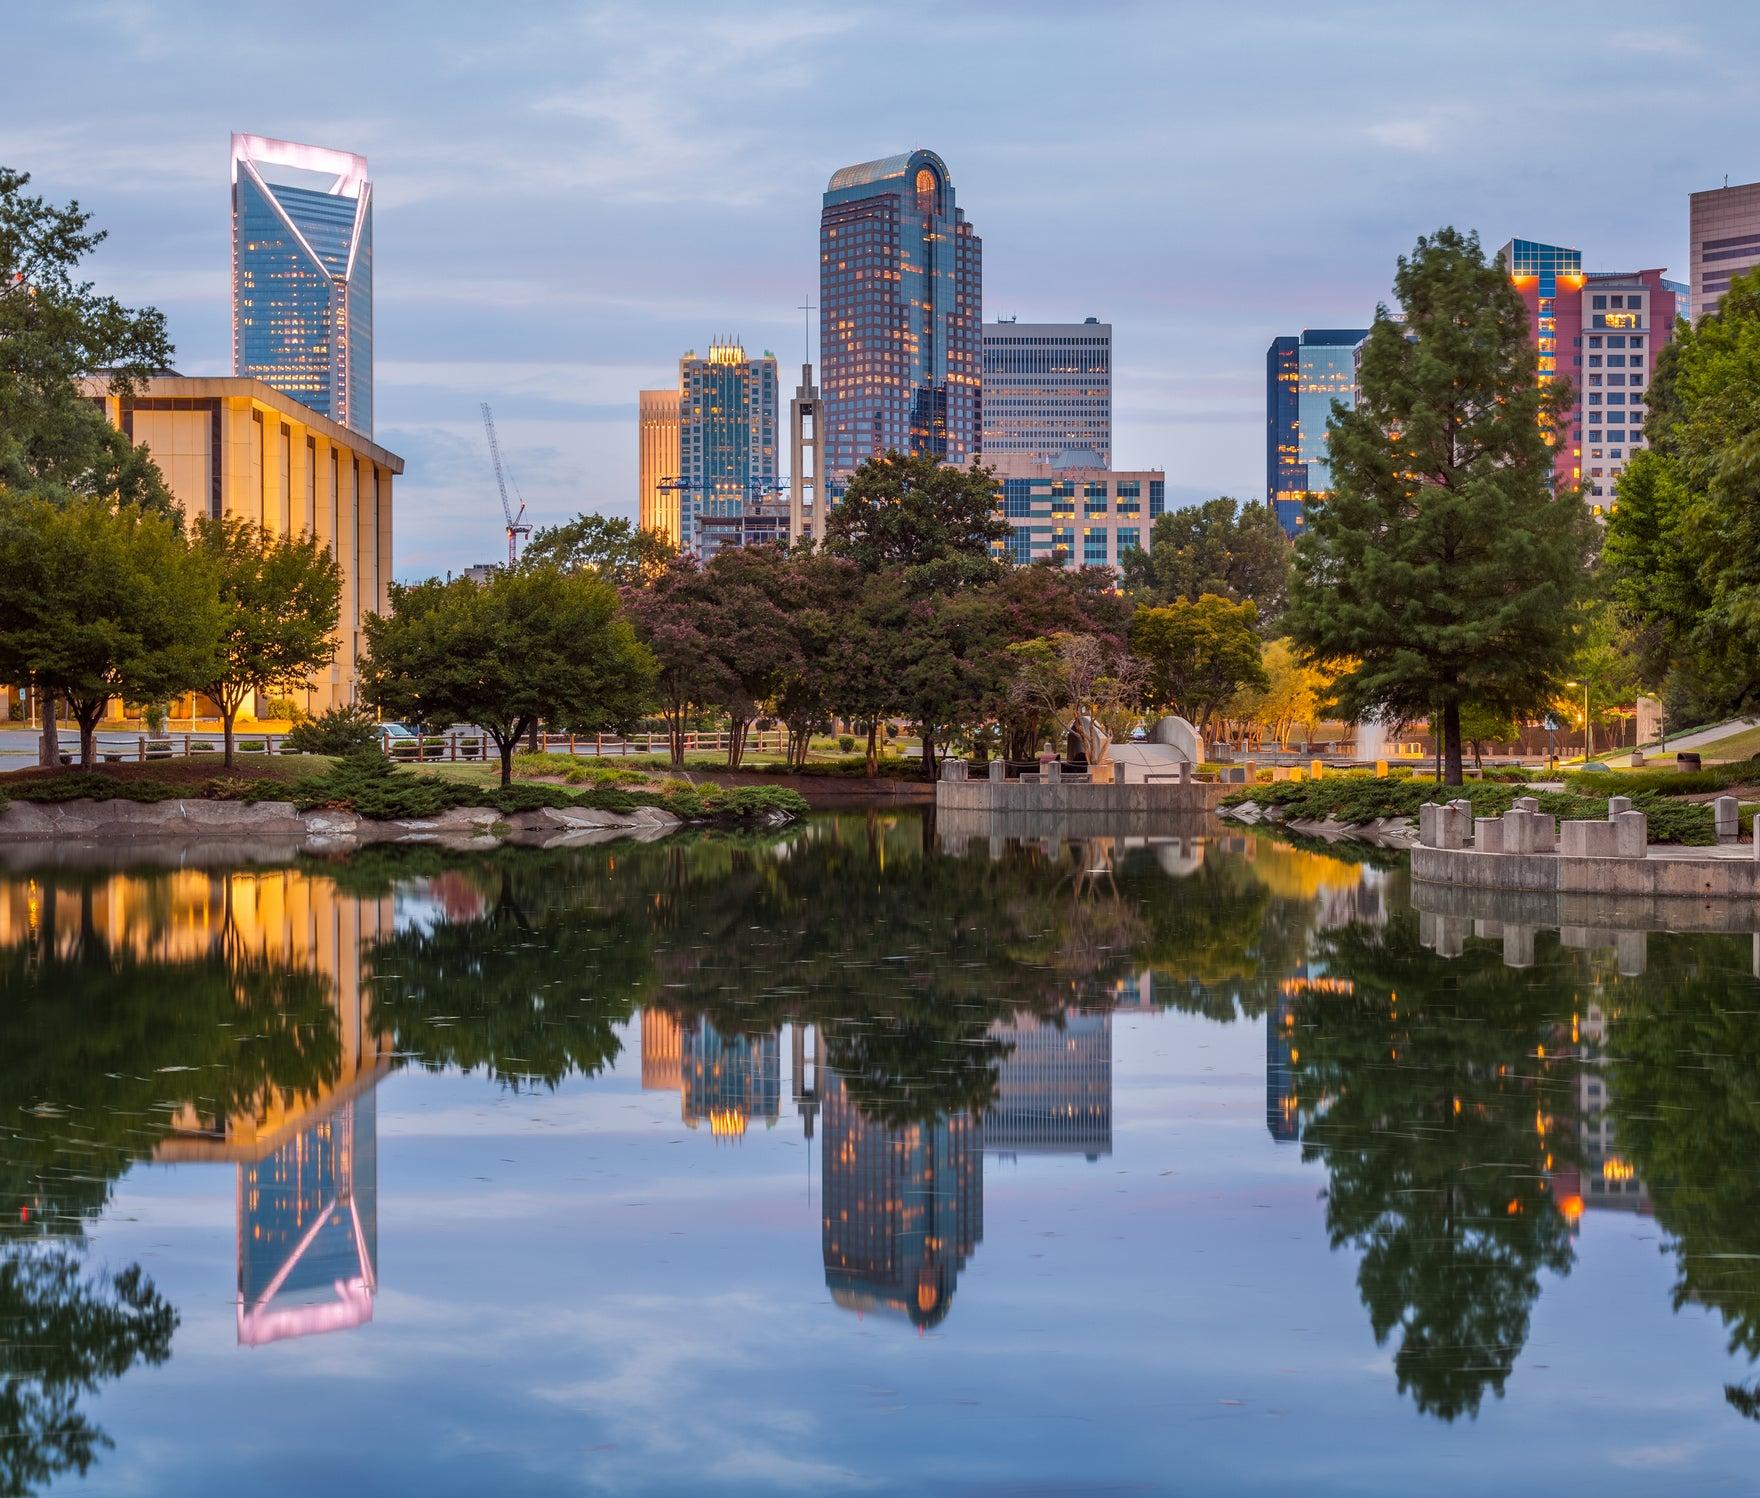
left=232, top=133, right=374, bottom=435
left=820, top=149, right=981, bottom=492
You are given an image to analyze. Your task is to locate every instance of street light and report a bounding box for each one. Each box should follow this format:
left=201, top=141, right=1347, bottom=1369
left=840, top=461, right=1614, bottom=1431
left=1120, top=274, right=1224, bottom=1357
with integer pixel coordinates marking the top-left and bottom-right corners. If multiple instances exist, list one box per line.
left=1566, top=679, right=1590, bottom=762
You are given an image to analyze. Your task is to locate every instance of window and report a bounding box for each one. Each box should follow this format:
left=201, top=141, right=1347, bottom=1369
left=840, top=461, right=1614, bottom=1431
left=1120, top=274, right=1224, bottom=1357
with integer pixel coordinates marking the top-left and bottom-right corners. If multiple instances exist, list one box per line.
left=1117, top=527, right=1141, bottom=555
left=1589, top=433, right=1602, bottom=444
left=1002, top=478, right=1033, bottom=517
left=1005, top=527, right=1032, bottom=563
left=1588, top=355, right=1602, bottom=367
left=1592, top=294, right=1607, bottom=308
left=1149, top=479, right=1165, bottom=517
left=1083, top=527, right=1108, bottom=566
left=1589, top=336, right=1603, bottom=348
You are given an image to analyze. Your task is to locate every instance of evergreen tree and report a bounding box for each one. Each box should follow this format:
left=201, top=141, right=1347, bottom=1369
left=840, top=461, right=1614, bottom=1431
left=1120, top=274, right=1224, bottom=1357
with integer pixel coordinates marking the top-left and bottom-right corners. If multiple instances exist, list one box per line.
left=1285, top=228, right=1595, bottom=784
left=822, top=450, right=1007, bottom=587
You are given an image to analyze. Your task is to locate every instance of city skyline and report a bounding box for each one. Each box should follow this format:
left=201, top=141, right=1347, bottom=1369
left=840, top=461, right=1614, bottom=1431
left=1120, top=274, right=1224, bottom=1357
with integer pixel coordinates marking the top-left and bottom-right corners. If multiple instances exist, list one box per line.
left=7, top=2, right=1758, bottom=577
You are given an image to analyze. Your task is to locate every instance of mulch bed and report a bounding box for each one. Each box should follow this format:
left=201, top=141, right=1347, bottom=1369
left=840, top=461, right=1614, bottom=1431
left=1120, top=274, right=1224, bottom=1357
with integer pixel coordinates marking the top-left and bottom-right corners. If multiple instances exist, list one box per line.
left=3, top=758, right=311, bottom=789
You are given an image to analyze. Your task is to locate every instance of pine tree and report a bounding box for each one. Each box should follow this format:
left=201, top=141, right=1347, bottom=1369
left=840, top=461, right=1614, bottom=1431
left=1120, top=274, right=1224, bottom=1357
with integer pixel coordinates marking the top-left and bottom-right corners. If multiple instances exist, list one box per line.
left=1285, top=228, right=1596, bottom=784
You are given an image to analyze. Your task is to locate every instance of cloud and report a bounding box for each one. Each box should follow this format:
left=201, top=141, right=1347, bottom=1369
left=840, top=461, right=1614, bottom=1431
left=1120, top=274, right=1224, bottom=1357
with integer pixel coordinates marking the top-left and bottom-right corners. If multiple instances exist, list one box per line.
left=1359, top=106, right=1477, bottom=156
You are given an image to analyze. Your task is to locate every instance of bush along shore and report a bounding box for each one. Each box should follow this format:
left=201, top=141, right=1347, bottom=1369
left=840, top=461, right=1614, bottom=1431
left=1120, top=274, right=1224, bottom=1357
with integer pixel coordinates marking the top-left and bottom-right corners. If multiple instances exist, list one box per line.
left=1218, top=764, right=1760, bottom=848
left=0, top=754, right=809, bottom=847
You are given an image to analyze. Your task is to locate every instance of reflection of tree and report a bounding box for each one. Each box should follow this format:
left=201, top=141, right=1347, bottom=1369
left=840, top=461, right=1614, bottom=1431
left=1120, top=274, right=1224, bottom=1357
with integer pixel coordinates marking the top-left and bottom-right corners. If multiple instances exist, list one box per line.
left=1287, top=913, right=1578, bottom=1420
left=1601, top=935, right=1760, bottom=1413
left=365, top=853, right=655, bottom=1089
left=0, top=1247, right=176, bottom=1498
left=0, top=942, right=340, bottom=1239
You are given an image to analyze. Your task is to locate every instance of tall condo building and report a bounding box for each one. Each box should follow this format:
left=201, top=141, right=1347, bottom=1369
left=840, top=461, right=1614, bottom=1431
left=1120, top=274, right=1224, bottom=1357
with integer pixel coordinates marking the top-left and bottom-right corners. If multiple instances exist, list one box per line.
left=1264, top=328, right=1369, bottom=535
left=672, top=339, right=780, bottom=559
left=990, top=452, right=1163, bottom=573
left=1690, top=179, right=1760, bottom=322
left=820, top=149, right=982, bottom=493
left=232, top=134, right=374, bottom=435
left=1502, top=239, right=1683, bottom=512
left=981, top=318, right=1111, bottom=464
left=637, top=388, right=682, bottom=547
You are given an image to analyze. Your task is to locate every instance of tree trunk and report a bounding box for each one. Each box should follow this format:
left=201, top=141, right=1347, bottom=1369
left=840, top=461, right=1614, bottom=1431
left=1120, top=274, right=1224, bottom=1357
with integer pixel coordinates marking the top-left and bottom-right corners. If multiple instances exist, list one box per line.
left=38, top=684, right=57, bottom=768
left=526, top=721, right=539, bottom=753
left=668, top=707, right=686, bottom=768
left=496, top=728, right=517, bottom=786
left=78, top=711, right=97, bottom=767
left=1442, top=699, right=1464, bottom=786
left=221, top=701, right=238, bottom=769
left=865, top=720, right=878, bottom=778
left=920, top=729, right=936, bottom=782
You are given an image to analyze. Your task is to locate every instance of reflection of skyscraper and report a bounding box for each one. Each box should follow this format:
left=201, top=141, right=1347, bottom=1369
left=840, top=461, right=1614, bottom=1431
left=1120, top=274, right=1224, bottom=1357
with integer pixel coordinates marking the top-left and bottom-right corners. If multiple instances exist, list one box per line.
left=237, top=1088, right=377, bottom=1346
left=985, top=1013, right=1111, bottom=1160
left=821, top=1073, right=982, bottom=1327
left=1551, top=1004, right=1650, bottom=1227
left=641, top=1009, right=683, bottom=1093
left=792, top=1023, right=822, bottom=1140
left=1266, top=989, right=1299, bottom=1142
left=680, top=1019, right=780, bottom=1138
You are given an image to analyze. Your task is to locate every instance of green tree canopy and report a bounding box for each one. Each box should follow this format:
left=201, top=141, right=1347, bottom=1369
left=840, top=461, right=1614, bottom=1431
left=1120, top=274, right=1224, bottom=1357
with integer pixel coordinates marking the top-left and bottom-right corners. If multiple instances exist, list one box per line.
left=822, top=450, right=1007, bottom=587
left=1286, top=227, right=1596, bottom=783
left=0, top=167, right=173, bottom=510
left=363, top=563, right=656, bottom=784
left=522, top=511, right=675, bottom=586
left=0, top=493, right=220, bottom=765
left=190, top=515, right=342, bottom=765
left=1605, top=266, right=1760, bottom=719
left=1120, top=496, right=1292, bottom=627
left=1131, top=593, right=1268, bottom=732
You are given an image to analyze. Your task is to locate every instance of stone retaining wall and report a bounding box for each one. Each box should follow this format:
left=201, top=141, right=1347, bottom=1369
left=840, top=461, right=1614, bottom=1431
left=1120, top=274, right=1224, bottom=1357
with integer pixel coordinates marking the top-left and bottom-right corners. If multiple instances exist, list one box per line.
left=935, top=779, right=1223, bottom=815
left=1412, top=844, right=1760, bottom=898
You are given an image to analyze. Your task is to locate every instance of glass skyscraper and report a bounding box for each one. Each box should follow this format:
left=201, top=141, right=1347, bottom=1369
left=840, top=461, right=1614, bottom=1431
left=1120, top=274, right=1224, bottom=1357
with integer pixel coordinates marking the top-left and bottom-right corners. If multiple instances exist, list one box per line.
left=1264, top=327, right=1369, bottom=535
left=675, top=339, right=780, bottom=559
left=232, top=133, right=374, bottom=436
left=820, top=149, right=982, bottom=492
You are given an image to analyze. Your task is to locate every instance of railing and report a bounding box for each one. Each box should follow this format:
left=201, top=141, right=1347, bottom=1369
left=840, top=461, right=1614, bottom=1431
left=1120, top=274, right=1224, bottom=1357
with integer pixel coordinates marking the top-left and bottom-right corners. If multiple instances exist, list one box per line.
left=40, top=727, right=794, bottom=766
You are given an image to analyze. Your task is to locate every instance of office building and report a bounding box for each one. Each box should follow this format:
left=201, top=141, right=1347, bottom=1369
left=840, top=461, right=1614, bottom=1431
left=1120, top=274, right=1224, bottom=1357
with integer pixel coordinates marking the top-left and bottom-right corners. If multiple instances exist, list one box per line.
left=231, top=133, right=373, bottom=435
left=990, top=450, right=1163, bottom=572
left=1502, top=239, right=1683, bottom=511
left=667, top=339, right=781, bottom=559
left=985, top=1012, right=1111, bottom=1160
left=821, top=149, right=982, bottom=492
left=83, top=375, right=399, bottom=715
left=821, top=1073, right=982, bottom=1328
left=1264, top=328, right=1369, bottom=536
left=1691, top=179, right=1760, bottom=321
left=637, top=388, right=682, bottom=547
left=982, top=318, right=1111, bottom=464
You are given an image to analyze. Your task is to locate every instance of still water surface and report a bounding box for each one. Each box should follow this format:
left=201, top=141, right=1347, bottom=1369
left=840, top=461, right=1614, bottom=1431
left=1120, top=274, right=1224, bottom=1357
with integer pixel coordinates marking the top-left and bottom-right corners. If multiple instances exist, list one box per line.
left=3, top=814, right=1760, bottom=1494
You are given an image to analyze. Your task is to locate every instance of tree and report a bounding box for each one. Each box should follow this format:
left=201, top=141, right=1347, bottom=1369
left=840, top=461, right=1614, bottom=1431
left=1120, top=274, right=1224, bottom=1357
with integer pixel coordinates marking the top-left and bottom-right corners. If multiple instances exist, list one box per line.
left=1005, top=632, right=1142, bottom=769
left=1228, top=637, right=1324, bottom=749
left=1604, top=266, right=1760, bottom=719
left=1131, top=594, right=1268, bottom=732
left=620, top=557, right=732, bottom=767
left=0, top=168, right=173, bottom=511
left=1120, top=496, right=1292, bottom=627
left=1458, top=705, right=1517, bottom=769
left=0, top=494, right=220, bottom=765
left=892, top=586, right=1008, bottom=779
left=190, top=516, right=342, bottom=766
left=362, top=564, right=656, bottom=785
left=1286, top=228, right=1596, bottom=784
left=694, top=545, right=801, bottom=769
left=522, top=512, right=674, bottom=586
left=771, top=552, right=858, bottom=769
left=822, top=450, right=1007, bottom=586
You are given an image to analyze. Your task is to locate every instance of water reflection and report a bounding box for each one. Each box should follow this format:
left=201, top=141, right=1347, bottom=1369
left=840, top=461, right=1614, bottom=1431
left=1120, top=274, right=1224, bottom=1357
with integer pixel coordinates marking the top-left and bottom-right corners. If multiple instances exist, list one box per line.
left=5, top=820, right=1760, bottom=1489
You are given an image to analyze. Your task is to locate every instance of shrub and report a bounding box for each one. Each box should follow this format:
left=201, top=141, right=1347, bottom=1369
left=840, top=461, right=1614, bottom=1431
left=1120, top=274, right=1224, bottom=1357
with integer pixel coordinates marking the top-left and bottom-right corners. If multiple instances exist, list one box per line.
left=1562, top=757, right=1760, bottom=798
left=204, top=777, right=255, bottom=801
left=838, top=735, right=856, bottom=753
left=8, top=773, right=186, bottom=804
left=283, top=704, right=382, bottom=757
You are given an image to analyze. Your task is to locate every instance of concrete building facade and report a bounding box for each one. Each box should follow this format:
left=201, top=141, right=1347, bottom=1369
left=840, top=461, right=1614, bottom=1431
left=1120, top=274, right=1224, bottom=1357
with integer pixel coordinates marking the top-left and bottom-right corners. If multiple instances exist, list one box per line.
left=990, top=451, right=1164, bottom=573
left=84, top=374, right=400, bottom=715
left=1690, top=179, right=1760, bottom=322
left=981, top=318, right=1111, bottom=465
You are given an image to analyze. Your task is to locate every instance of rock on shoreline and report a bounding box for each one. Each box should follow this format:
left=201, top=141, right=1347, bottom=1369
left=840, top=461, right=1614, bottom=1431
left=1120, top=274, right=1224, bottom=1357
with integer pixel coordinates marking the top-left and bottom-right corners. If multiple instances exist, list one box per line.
left=1219, top=798, right=1418, bottom=848
left=0, top=796, right=705, bottom=851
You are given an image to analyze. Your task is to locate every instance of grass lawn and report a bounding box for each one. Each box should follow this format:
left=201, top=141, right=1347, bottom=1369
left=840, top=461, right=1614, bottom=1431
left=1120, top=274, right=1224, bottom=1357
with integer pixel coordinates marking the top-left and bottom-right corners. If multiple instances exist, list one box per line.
left=1690, top=723, right=1760, bottom=762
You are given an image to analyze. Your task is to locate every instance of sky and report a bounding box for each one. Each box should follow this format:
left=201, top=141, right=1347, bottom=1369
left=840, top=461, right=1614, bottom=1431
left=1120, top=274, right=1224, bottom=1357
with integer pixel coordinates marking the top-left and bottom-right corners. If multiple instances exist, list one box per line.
left=7, top=0, right=1760, bottom=578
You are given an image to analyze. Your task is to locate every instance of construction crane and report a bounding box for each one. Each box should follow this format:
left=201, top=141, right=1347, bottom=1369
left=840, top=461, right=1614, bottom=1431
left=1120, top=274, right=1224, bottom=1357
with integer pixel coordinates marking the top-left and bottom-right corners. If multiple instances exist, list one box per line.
left=480, top=402, right=532, bottom=565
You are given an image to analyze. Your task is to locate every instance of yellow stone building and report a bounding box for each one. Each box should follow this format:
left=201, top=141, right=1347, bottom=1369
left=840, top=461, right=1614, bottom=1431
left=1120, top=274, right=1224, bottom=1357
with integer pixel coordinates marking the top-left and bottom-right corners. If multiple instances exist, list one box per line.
left=82, top=374, right=403, bottom=717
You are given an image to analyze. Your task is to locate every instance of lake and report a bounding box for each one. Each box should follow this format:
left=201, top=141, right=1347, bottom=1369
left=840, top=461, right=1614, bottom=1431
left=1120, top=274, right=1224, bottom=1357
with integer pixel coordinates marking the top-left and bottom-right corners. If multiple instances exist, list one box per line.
left=3, top=812, right=1759, bottom=1495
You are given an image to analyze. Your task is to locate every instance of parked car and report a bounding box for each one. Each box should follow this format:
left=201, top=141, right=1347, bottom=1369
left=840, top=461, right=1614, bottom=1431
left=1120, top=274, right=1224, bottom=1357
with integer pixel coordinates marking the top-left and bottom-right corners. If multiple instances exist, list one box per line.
left=379, top=722, right=417, bottom=741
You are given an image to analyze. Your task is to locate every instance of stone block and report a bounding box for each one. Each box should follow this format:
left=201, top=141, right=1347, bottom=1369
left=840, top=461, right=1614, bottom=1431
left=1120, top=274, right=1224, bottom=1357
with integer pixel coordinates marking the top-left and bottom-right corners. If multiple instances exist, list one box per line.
left=1419, top=803, right=1441, bottom=847
left=988, top=758, right=1005, bottom=782
left=1435, top=914, right=1467, bottom=958
left=1612, top=810, right=1648, bottom=859
left=1515, top=796, right=1540, bottom=814
left=1311, top=759, right=1324, bottom=780
left=1715, top=795, right=1740, bottom=843
left=1607, top=796, right=1633, bottom=816
left=1225, top=766, right=1246, bottom=784
left=1044, top=761, right=1061, bottom=784
left=1289, top=767, right=1305, bottom=783
left=940, top=758, right=968, bottom=782
left=1178, top=762, right=1193, bottom=785
left=1560, top=819, right=1620, bottom=858
left=1474, top=816, right=1503, bottom=853
left=1375, top=760, right=1389, bottom=778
